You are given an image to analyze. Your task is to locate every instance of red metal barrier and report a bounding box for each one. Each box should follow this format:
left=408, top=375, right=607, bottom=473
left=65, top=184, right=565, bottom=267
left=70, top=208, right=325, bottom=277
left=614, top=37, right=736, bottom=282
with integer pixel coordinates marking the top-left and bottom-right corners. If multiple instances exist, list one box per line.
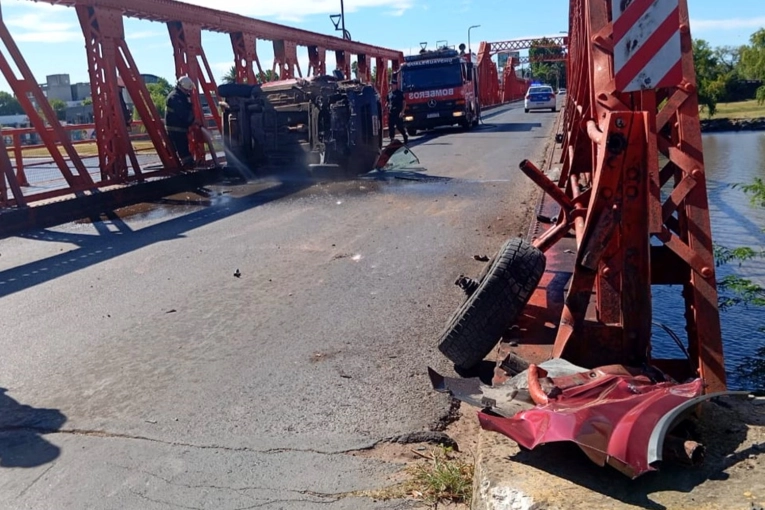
left=0, top=0, right=403, bottom=213
left=522, top=0, right=725, bottom=392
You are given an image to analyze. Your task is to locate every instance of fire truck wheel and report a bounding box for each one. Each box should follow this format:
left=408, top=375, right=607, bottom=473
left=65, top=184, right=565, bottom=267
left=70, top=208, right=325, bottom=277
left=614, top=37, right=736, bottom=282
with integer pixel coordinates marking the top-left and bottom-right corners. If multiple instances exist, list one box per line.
left=406, top=127, right=417, bottom=137
left=437, top=238, right=546, bottom=370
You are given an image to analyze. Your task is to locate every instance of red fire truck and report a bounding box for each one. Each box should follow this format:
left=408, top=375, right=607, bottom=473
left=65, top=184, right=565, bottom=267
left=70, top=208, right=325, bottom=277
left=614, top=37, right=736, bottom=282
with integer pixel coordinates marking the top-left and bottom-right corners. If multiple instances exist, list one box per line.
left=399, top=45, right=480, bottom=136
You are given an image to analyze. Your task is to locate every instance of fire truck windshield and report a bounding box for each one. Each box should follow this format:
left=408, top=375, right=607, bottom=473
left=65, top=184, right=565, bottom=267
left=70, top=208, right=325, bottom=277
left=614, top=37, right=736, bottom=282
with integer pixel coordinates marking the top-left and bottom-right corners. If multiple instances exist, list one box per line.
left=401, top=64, right=462, bottom=91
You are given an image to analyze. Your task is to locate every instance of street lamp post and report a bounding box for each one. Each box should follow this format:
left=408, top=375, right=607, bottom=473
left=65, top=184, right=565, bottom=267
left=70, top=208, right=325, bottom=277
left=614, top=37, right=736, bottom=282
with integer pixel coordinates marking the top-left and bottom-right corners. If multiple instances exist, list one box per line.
left=329, top=0, right=351, bottom=40
left=468, top=25, right=480, bottom=63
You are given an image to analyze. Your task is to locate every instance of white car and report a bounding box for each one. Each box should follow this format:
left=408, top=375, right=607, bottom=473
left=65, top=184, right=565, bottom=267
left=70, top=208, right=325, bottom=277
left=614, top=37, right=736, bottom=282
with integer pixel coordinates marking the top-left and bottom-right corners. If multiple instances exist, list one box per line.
left=524, top=85, right=557, bottom=113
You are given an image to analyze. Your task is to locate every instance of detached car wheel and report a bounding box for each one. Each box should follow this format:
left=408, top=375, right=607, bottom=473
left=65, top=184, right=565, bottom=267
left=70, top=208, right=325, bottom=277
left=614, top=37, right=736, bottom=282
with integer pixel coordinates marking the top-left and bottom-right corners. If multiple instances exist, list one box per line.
left=437, top=238, right=546, bottom=370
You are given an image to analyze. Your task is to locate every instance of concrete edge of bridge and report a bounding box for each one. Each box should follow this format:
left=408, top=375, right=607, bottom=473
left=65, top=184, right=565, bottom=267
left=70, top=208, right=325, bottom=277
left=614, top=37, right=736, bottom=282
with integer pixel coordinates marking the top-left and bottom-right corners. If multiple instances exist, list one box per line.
left=466, top=109, right=765, bottom=510
left=469, top=111, right=569, bottom=510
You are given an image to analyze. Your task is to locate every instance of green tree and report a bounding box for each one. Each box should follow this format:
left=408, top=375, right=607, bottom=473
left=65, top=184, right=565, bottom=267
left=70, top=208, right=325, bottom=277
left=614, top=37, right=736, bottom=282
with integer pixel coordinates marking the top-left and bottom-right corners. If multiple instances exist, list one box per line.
left=529, top=38, right=567, bottom=89
left=0, top=91, right=24, bottom=115
left=716, top=178, right=765, bottom=391
left=692, top=39, right=725, bottom=116
left=261, top=69, right=279, bottom=82
left=739, top=28, right=765, bottom=81
left=222, top=65, right=238, bottom=84
left=48, top=98, right=67, bottom=121
left=757, top=85, right=765, bottom=106
left=146, top=77, right=173, bottom=117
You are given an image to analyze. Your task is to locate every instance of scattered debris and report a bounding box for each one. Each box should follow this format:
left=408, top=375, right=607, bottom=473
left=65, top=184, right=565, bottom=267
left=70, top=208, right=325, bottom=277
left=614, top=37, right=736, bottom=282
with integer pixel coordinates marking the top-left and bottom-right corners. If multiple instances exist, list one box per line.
left=473, top=254, right=490, bottom=262
left=233, top=269, right=241, bottom=278
left=165, top=309, right=177, bottom=314
left=392, top=431, right=458, bottom=450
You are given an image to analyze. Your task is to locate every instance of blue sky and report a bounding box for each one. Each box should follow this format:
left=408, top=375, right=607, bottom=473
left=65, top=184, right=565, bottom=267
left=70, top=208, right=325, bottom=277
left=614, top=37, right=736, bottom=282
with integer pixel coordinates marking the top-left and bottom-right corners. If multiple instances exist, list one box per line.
left=0, top=0, right=762, bottom=94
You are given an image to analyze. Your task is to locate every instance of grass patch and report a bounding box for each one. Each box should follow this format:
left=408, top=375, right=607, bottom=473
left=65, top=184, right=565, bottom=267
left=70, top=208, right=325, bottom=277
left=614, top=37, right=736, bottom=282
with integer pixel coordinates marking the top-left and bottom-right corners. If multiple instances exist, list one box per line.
left=406, top=446, right=474, bottom=507
left=20, top=140, right=157, bottom=158
left=703, top=99, right=765, bottom=120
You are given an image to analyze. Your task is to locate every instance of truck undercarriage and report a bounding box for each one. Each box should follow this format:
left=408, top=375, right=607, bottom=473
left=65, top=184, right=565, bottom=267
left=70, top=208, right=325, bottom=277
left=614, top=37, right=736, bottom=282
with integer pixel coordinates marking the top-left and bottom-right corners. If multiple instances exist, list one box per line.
left=219, top=76, right=383, bottom=178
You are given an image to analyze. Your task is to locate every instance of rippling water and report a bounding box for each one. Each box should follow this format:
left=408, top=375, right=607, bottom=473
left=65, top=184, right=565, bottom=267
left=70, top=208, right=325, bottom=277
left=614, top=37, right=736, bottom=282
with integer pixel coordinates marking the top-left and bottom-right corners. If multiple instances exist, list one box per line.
left=652, top=131, right=765, bottom=390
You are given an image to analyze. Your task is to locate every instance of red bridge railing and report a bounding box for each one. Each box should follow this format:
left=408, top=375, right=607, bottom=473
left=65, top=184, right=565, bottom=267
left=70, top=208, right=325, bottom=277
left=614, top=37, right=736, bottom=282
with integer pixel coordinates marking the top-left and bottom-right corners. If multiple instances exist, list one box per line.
left=523, top=0, right=726, bottom=392
left=0, top=0, right=403, bottom=210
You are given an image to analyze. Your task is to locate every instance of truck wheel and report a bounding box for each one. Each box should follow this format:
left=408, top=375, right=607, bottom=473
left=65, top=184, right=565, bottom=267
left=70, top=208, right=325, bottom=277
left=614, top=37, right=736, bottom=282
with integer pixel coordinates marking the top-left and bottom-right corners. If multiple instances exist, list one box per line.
left=406, top=127, right=417, bottom=137
left=437, top=238, right=546, bottom=370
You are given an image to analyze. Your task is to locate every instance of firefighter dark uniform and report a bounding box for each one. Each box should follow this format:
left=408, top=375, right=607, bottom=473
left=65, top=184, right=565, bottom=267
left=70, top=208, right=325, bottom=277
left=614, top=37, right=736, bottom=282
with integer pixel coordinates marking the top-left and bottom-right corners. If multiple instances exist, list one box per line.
left=164, top=76, right=196, bottom=168
left=387, top=81, right=408, bottom=144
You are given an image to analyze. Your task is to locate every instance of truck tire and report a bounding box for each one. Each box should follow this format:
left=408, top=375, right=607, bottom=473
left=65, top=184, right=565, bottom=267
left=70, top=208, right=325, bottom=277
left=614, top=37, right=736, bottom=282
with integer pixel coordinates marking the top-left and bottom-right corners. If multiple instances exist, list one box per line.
left=437, top=238, right=546, bottom=370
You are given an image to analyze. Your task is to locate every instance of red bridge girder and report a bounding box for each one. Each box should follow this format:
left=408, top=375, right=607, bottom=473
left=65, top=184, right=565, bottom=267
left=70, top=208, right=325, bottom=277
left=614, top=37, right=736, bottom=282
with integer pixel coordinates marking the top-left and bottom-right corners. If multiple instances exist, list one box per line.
left=0, top=0, right=403, bottom=224
left=487, top=36, right=569, bottom=56
left=517, top=0, right=725, bottom=393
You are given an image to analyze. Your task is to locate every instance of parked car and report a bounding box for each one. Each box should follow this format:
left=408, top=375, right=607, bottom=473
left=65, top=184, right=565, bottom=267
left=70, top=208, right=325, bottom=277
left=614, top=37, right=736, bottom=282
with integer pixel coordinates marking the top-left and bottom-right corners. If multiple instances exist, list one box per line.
left=558, top=88, right=567, bottom=95
left=524, top=85, right=557, bottom=113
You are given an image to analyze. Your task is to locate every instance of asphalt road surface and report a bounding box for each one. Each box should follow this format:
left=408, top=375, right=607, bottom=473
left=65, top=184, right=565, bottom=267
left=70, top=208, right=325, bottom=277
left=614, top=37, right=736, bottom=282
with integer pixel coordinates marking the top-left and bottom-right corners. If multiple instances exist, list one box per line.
left=0, top=102, right=557, bottom=509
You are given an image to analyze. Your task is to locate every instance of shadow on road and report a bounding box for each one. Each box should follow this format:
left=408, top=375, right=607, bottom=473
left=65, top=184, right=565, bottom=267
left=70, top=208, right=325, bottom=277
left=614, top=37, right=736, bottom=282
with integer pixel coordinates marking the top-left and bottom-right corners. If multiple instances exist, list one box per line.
left=0, top=388, right=66, bottom=468
left=0, top=178, right=313, bottom=298
left=477, top=122, right=543, bottom=133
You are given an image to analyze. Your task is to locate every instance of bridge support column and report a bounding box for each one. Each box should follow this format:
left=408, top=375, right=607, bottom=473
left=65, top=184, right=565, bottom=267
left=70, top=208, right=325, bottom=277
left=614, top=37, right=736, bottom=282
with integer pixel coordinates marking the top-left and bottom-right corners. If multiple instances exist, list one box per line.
left=76, top=5, right=144, bottom=182
left=357, top=54, right=370, bottom=82
left=272, top=40, right=301, bottom=79
left=526, top=0, right=725, bottom=392
left=167, top=21, right=222, bottom=163
left=307, top=46, right=326, bottom=77
left=230, top=32, right=264, bottom=84
left=0, top=8, right=94, bottom=196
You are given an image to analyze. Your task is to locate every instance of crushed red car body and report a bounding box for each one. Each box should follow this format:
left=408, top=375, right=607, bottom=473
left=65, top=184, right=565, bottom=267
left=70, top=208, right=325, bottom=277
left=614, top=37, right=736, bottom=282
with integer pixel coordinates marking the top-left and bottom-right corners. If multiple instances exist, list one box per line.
left=430, top=363, right=746, bottom=479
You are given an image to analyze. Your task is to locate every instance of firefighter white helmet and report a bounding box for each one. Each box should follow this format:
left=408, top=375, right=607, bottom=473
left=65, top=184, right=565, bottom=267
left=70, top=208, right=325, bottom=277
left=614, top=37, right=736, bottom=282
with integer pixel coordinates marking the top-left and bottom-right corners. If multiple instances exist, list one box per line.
left=177, top=76, right=195, bottom=92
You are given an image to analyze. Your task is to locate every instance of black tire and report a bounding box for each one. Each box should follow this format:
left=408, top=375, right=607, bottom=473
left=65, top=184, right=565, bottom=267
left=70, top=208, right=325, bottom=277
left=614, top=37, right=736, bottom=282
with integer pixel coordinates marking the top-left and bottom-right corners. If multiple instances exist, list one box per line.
left=524, top=108, right=529, bottom=113
left=437, top=238, right=546, bottom=370
left=551, top=107, right=557, bottom=113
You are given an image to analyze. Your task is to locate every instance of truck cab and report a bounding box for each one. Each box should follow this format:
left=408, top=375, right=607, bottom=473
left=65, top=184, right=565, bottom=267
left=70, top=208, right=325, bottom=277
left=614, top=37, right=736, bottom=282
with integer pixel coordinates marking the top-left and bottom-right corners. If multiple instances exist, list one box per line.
left=399, top=46, right=480, bottom=136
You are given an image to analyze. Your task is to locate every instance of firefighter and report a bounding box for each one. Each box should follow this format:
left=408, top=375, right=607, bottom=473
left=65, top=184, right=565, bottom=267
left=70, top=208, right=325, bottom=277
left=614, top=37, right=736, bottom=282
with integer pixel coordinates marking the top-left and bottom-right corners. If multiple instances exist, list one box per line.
left=165, top=76, right=199, bottom=169
left=387, top=78, right=408, bottom=144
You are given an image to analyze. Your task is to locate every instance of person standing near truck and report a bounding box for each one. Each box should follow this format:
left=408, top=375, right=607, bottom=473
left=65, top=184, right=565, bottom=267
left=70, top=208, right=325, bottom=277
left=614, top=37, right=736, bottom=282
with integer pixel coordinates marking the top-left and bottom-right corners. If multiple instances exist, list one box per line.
left=387, top=78, right=408, bottom=145
left=165, top=76, right=199, bottom=169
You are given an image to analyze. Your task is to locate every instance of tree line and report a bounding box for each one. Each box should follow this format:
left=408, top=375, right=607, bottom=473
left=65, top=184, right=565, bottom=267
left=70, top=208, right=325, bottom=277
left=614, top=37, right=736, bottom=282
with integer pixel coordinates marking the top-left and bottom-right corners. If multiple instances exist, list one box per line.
left=694, top=28, right=765, bottom=116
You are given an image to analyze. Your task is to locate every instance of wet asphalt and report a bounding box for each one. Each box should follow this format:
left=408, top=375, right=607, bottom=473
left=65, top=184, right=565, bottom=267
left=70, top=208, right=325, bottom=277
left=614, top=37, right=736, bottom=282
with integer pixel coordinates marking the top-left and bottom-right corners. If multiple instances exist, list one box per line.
left=0, top=102, right=557, bottom=509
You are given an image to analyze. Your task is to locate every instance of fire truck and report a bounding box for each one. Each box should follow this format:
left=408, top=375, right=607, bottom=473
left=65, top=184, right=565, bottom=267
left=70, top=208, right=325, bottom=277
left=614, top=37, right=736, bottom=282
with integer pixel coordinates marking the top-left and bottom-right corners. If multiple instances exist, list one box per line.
left=399, top=45, right=480, bottom=136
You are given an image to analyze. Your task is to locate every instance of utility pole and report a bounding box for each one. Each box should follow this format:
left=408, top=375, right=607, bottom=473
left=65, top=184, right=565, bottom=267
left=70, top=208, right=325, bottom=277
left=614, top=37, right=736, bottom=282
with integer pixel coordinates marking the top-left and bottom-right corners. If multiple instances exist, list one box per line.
left=468, top=25, right=480, bottom=63
left=340, top=0, right=348, bottom=40
left=330, top=0, right=351, bottom=40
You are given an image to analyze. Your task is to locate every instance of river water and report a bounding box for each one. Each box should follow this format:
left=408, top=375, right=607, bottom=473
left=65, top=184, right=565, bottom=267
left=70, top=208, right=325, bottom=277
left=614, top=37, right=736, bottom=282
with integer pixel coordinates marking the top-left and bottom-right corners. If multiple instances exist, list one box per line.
left=652, top=131, right=765, bottom=391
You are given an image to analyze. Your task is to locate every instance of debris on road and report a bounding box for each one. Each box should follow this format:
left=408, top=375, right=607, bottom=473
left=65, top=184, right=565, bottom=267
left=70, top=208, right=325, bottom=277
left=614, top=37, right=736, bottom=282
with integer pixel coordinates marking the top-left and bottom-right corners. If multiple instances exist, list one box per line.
left=429, top=359, right=749, bottom=479
left=472, top=255, right=490, bottom=262
left=233, top=269, right=241, bottom=278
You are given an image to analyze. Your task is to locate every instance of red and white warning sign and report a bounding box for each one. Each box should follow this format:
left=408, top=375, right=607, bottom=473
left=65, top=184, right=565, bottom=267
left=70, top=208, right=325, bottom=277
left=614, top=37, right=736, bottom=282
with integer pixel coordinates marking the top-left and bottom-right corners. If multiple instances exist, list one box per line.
left=612, top=0, right=683, bottom=92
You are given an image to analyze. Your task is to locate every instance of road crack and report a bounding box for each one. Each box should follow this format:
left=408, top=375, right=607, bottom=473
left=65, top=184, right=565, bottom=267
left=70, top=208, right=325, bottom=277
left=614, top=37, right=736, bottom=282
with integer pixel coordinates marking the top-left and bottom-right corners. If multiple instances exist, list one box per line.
left=2, top=425, right=377, bottom=456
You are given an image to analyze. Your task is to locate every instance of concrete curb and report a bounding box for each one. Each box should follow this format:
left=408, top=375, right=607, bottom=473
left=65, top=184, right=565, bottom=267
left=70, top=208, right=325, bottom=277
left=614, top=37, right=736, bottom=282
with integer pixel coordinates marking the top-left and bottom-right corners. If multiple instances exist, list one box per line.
left=468, top=111, right=765, bottom=510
